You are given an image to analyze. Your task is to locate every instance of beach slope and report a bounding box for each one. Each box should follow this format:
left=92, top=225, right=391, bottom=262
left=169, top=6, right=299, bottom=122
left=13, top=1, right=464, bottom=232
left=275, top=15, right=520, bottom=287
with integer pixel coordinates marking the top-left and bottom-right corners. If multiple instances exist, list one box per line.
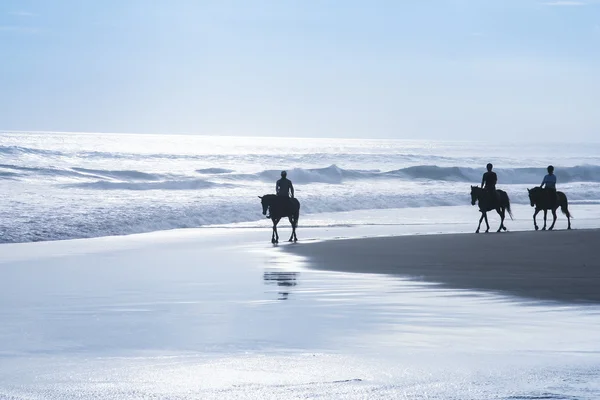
left=286, top=230, right=600, bottom=303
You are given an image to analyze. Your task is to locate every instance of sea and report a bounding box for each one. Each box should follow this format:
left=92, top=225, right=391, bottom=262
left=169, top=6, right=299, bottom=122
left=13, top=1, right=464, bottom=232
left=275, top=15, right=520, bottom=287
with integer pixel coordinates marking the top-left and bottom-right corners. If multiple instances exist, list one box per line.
left=2, top=131, right=600, bottom=244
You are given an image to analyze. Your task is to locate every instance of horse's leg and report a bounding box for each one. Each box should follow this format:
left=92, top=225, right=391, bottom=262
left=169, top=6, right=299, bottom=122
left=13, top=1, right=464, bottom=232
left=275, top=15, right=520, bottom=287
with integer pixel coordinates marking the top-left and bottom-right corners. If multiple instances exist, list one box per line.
left=287, top=216, right=294, bottom=242
left=271, top=218, right=280, bottom=244
left=483, top=212, right=490, bottom=233
left=292, top=214, right=298, bottom=242
left=476, top=212, right=484, bottom=233
left=533, top=208, right=540, bottom=230
left=549, top=208, right=557, bottom=231
left=542, top=209, right=547, bottom=230
left=496, top=207, right=505, bottom=232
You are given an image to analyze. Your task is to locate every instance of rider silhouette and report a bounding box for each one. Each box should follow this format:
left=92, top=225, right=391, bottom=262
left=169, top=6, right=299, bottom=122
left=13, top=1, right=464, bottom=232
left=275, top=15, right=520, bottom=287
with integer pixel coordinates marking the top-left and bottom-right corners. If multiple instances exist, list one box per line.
left=276, top=171, right=294, bottom=213
left=481, top=163, right=498, bottom=207
left=540, top=165, right=557, bottom=208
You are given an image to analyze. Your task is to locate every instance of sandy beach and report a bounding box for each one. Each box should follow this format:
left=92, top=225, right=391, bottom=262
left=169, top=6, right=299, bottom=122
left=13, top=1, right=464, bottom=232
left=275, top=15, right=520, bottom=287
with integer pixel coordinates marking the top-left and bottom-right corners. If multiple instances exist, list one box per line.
left=287, top=229, right=600, bottom=304
left=1, top=226, right=600, bottom=398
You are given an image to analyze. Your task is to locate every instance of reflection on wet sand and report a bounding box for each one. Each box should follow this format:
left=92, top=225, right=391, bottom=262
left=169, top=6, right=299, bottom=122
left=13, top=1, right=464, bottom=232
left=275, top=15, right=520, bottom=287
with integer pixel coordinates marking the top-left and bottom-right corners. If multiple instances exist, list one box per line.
left=263, top=270, right=298, bottom=300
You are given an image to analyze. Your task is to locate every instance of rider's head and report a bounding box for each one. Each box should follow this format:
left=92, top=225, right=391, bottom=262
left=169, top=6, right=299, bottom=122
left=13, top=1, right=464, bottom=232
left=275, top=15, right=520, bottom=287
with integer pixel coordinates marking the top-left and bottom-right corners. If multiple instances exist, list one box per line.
left=547, top=165, right=554, bottom=174
left=281, top=170, right=287, bottom=178
left=486, top=163, right=493, bottom=171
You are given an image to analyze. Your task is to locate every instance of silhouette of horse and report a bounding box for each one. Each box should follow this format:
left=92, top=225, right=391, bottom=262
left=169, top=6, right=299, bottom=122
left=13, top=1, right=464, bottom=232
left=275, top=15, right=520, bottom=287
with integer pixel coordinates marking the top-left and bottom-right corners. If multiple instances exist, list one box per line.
left=470, top=186, right=513, bottom=233
left=527, top=187, right=571, bottom=231
left=259, top=195, right=300, bottom=244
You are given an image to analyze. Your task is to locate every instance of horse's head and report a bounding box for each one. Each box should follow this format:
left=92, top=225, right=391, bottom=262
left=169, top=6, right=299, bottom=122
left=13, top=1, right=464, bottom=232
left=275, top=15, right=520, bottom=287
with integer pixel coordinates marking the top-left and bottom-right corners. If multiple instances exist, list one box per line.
left=470, top=185, right=479, bottom=206
left=259, top=195, right=276, bottom=216
left=258, top=196, right=269, bottom=215
left=527, top=187, right=539, bottom=207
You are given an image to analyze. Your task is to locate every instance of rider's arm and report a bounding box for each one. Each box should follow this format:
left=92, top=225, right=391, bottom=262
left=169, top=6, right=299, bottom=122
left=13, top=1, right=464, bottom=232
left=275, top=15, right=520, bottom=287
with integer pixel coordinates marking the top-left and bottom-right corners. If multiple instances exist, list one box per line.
left=481, top=174, right=485, bottom=188
left=275, top=182, right=280, bottom=195
left=540, top=176, right=546, bottom=188
left=290, top=182, right=294, bottom=198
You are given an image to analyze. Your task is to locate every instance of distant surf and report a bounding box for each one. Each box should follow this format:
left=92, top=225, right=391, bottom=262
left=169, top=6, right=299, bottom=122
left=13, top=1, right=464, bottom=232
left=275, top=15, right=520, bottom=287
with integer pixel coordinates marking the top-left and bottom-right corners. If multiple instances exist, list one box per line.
left=4, top=163, right=600, bottom=185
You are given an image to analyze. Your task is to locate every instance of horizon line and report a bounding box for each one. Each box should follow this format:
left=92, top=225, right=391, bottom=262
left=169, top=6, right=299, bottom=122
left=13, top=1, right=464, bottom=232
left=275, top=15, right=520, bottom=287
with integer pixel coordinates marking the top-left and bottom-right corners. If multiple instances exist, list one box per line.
left=1, top=129, right=598, bottom=145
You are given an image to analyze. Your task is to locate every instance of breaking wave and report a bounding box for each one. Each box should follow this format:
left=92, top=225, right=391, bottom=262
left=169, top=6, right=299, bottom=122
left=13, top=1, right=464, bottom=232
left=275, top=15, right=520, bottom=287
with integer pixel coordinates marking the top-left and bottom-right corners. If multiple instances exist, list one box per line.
left=225, top=164, right=600, bottom=184
left=0, top=145, right=65, bottom=157
left=4, top=163, right=600, bottom=187
left=196, top=168, right=234, bottom=174
left=0, top=163, right=97, bottom=179
left=72, top=167, right=167, bottom=181
left=65, top=179, right=226, bottom=191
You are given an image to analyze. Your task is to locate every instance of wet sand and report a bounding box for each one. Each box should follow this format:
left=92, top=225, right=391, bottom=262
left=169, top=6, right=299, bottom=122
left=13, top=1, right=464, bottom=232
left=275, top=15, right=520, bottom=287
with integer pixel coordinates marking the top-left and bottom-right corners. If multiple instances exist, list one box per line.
left=287, top=229, right=600, bottom=304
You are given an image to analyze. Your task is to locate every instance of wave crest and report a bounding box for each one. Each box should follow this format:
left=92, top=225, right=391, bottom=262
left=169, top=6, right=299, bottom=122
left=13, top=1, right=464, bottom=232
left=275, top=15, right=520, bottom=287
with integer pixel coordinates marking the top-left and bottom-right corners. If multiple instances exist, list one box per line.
left=196, top=168, right=234, bottom=174
left=72, top=167, right=165, bottom=181
left=225, top=164, right=600, bottom=184
left=65, top=179, right=226, bottom=191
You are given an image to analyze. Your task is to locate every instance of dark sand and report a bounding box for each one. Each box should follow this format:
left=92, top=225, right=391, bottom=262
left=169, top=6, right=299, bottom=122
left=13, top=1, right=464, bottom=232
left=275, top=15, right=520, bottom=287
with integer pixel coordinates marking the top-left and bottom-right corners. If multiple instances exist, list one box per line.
left=287, top=230, right=600, bottom=304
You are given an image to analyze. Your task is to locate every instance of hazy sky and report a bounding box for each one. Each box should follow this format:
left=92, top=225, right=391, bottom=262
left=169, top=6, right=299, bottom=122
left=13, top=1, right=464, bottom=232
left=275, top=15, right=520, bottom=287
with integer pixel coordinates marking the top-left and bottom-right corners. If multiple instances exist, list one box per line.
left=1, top=1, right=599, bottom=140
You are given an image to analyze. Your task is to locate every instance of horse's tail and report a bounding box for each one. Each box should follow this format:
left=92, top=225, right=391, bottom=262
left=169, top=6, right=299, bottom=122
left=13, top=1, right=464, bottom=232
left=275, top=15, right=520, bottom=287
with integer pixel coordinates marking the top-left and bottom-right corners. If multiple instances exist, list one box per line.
left=559, top=192, right=572, bottom=218
left=504, top=191, right=514, bottom=220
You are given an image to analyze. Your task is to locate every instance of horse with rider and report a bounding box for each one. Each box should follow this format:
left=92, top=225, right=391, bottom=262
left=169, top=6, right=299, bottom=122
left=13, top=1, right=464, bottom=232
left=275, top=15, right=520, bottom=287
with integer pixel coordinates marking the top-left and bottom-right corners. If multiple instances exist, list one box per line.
left=259, top=171, right=300, bottom=243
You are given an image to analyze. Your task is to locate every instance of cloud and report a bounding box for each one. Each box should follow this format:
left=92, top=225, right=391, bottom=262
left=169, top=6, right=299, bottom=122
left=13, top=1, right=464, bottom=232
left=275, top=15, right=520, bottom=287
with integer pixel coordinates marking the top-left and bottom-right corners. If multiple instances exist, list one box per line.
left=543, top=1, right=587, bottom=5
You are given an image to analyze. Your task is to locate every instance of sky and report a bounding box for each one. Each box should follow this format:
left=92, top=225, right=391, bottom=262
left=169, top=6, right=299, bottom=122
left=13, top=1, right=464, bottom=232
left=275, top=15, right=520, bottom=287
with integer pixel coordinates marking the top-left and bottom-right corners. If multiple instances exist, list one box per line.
left=0, top=0, right=599, bottom=140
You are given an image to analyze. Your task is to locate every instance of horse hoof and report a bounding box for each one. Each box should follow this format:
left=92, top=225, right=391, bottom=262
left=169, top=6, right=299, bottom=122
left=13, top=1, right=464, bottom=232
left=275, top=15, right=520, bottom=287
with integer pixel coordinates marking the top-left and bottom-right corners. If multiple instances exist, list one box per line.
left=535, top=226, right=539, bottom=231
left=475, top=229, right=479, bottom=233
left=542, top=227, right=546, bottom=231
left=568, top=227, right=572, bottom=230
left=485, top=230, right=489, bottom=233
left=549, top=227, right=553, bottom=231
left=294, top=239, right=298, bottom=243
left=502, top=226, right=507, bottom=231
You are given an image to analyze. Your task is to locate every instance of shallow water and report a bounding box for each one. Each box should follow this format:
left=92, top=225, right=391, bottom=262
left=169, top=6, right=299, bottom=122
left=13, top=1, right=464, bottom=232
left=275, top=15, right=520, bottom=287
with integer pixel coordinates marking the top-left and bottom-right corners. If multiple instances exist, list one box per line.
left=1, top=228, right=599, bottom=399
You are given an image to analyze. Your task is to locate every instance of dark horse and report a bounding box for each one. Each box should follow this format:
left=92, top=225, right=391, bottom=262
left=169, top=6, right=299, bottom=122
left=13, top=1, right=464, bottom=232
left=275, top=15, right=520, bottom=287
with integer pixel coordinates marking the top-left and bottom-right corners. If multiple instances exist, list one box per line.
left=527, top=187, right=571, bottom=231
left=259, top=195, right=300, bottom=244
left=470, top=186, right=513, bottom=233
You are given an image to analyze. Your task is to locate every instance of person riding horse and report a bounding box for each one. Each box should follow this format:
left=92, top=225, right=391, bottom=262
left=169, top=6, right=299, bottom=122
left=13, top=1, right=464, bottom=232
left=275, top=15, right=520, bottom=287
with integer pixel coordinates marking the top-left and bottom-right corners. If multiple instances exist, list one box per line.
left=540, top=165, right=557, bottom=208
left=481, top=163, right=499, bottom=208
left=258, top=171, right=299, bottom=243
left=276, top=170, right=294, bottom=198
left=273, top=171, right=294, bottom=216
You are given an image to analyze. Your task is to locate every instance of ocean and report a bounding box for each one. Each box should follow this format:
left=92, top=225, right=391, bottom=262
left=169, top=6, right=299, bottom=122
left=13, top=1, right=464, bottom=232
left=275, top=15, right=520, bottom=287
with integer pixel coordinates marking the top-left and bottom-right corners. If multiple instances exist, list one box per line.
left=2, top=131, right=600, bottom=243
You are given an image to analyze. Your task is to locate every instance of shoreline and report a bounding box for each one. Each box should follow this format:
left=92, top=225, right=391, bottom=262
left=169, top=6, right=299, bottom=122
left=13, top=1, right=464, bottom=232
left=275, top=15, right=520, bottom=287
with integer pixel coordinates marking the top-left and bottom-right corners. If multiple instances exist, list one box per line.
left=6, top=202, right=600, bottom=245
left=285, top=229, right=600, bottom=304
